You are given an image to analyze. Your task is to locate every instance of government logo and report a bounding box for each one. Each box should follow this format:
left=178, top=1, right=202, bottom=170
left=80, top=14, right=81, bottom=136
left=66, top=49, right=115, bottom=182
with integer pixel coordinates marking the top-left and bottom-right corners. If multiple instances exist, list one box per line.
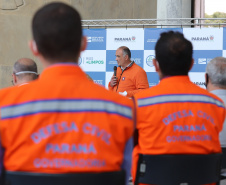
left=146, top=55, right=155, bottom=67
left=94, top=80, right=103, bottom=85
left=147, top=39, right=157, bottom=43
left=86, top=60, right=104, bottom=64
left=131, top=58, right=141, bottom=65
left=109, top=61, right=117, bottom=65
left=87, top=36, right=104, bottom=43
left=198, top=58, right=207, bottom=64
left=114, top=36, right=136, bottom=42
left=85, top=57, right=104, bottom=65
left=191, top=35, right=214, bottom=41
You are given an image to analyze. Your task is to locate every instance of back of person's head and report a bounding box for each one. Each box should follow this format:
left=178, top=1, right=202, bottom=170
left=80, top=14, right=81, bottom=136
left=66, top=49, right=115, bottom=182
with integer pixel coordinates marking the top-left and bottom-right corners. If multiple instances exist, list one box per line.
left=118, top=46, right=131, bottom=59
left=32, top=2, right=82, bottom=62
left=206, top=57, right=226, bottom=88
left=13, top=58, right=38, bottom=81
left=155, top=31, right=193, bottom=76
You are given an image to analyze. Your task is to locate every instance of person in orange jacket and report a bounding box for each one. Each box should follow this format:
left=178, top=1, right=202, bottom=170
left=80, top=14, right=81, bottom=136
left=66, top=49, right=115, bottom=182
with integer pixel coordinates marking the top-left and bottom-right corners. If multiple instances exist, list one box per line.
left=132, top=31, right=226, bottom=184
left=0, top=3, right=134, bottom=185
left=108, top=46, right=149, bottom=98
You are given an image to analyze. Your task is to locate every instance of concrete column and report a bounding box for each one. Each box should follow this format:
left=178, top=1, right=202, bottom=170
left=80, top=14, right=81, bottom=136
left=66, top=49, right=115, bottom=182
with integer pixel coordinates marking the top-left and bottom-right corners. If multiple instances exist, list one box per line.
left=194, top=0, right=205, bottom=18
left=194, top=0, right=205, bottom=27
left=157, top=0, right=191, bottom=19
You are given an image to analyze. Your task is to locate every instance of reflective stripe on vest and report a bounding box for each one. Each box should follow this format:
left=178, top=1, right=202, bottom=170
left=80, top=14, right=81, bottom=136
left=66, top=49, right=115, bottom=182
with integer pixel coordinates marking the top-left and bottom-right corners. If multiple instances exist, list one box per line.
left=1, top=99, right=132, bottom=120
left=138, top=94, right=225, bottom=108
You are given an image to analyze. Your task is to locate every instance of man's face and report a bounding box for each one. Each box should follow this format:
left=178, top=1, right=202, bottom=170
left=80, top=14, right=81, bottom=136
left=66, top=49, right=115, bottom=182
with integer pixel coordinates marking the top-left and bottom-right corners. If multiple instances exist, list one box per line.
left=115, top=48, right=125, bottom=67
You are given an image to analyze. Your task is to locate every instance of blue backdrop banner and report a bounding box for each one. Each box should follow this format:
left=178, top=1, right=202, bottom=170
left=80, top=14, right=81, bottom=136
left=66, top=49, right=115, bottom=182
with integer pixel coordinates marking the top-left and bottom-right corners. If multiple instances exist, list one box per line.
left=80, top=28, right=225, bottom=90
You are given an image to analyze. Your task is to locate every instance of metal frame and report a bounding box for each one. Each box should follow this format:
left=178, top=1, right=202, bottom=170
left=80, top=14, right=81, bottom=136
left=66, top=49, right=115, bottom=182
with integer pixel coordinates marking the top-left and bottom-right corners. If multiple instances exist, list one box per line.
left=82, top=18, right=226, bottom=28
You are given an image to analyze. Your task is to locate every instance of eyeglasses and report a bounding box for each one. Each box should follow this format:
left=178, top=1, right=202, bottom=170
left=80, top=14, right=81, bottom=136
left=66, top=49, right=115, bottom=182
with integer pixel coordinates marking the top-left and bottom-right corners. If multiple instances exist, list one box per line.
left=14, top=71, right=38, bottom=75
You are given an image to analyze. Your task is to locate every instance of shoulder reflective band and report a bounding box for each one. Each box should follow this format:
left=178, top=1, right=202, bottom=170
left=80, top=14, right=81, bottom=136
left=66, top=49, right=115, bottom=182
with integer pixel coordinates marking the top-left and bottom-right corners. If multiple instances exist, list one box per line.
left=0, top=99, right=132, bottom=120
left=137, top=94, right=225, bottom=108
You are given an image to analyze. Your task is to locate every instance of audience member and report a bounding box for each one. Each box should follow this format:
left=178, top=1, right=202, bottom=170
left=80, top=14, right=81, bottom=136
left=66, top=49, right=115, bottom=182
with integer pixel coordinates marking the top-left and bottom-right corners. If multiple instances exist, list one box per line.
left=132, top=31, right=226, bottom=182
left=0, top=3, right=134, bottom=185
left=206, top=57, right=226, bottom=147
left=108, top=46, right=149, bottom=97
left=12, top=58, right=38, bottom=86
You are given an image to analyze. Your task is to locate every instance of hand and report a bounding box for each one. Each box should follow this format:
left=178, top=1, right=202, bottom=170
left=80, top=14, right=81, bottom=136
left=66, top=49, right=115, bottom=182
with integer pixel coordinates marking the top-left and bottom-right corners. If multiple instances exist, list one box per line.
left=110, top=75, right=117, bottom=87
left=119, top=91, right=127, bottom=96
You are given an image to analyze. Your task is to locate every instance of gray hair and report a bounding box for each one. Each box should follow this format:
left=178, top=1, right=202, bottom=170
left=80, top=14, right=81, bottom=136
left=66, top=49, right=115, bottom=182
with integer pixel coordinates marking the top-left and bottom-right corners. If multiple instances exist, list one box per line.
left=118, top=46, right=131, bottom=59
left=206, top=57, right=226, bottom=88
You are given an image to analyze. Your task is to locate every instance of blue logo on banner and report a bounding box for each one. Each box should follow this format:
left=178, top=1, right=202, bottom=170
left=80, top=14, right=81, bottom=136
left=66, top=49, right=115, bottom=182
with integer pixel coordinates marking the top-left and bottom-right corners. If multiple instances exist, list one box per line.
left=106, top=50, right=117, bottom=72
left=131, top=50, right=144, bottom=68
left=144, top=28, right=182, bottom=50
left=146, top=72, right=159, bottom=87
left=191, top=50, right=222, bottom=72
left=146, top=55, right=155, bottom=67
left=86, top=72, right=105, bottom=87
left=83, top=29, right=106, bottom=50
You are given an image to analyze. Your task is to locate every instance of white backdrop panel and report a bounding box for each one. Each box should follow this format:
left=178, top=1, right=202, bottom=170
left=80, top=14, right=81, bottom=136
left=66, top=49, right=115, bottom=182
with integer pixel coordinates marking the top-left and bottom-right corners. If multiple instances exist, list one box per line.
left=183, top=28, right=223, bottom=50
left=106, top=28, right=144, bottom=50
left=80, top=50, right=106, bottom=72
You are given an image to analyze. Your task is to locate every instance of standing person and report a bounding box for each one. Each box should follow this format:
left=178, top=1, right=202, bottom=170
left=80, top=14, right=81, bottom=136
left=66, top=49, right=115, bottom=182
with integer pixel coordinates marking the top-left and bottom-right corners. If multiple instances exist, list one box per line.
left=108, top=46, right=149, bottom=98
left=12, top=58, right=38, bottom=86
left=132, top=31, right=226, bottom=182
left=0, top=3, right=134, bottom=185
left=205, top=57, right=226, bottom=147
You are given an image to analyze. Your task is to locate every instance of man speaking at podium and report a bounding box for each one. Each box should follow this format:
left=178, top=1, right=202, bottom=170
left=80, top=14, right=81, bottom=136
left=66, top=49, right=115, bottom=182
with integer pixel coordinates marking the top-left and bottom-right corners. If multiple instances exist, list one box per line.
left=108, top=46, right=149, bottom=98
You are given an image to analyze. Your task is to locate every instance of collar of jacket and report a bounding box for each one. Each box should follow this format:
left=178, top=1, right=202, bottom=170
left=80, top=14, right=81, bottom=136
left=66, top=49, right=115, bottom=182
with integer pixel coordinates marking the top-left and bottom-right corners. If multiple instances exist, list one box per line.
left=39, top=63, right=87, bottom=80
left=121, top=61, right=134, bottom=72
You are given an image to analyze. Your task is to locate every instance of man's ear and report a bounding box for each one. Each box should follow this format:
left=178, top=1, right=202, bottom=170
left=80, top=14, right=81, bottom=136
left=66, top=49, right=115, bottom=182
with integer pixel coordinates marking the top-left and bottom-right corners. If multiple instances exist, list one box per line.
left=189, top=59, right=194, bottom=71
left=153, top=58, right=160, bottom=72
left=205, top=73, right=209, bottom=88
left=80, top=36, right=87, bottom=52
left=28, top=40, right=39, bottom=56
left=12, top=73, right=17, bottom=86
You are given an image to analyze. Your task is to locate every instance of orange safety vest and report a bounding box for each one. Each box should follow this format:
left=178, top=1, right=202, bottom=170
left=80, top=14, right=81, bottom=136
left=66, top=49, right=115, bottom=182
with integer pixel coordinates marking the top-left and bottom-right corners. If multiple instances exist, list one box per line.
left=108, top=63, right=149, bottom=97
left=0, top=64, right=134, bottom=173
left=132, top=76, right=226, bottom=184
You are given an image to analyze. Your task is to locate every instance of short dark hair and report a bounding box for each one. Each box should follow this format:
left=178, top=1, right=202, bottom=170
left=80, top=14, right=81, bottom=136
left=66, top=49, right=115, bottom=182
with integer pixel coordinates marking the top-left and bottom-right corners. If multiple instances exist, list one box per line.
left=32, top=2, right=82, bottom=62
left=119, top=46, right=131, bottom=59
left=155, top=31, right=193, bottom=76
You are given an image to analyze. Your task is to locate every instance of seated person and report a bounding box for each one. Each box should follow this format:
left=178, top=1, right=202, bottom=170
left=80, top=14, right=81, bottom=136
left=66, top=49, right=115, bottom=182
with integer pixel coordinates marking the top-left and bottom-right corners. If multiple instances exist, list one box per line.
left=0, top=3, right=134, bottom=185
left=12, top=58, right=38, bottom=86
left=132, top=31, right=226, bottom=184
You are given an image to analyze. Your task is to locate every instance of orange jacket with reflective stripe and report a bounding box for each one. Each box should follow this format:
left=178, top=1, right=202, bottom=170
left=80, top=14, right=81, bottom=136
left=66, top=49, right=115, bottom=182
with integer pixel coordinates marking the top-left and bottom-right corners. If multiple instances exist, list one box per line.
left=108, top=63, right=149, bottom=97
left=0, top=64, right=134, bottom=174
left=132, top=76, right=226, bottom=182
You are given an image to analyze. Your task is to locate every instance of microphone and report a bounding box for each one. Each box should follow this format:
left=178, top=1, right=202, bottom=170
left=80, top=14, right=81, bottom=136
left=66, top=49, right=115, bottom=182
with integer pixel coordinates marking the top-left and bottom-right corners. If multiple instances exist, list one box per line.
left=114, top=66, right=117, bottom=77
